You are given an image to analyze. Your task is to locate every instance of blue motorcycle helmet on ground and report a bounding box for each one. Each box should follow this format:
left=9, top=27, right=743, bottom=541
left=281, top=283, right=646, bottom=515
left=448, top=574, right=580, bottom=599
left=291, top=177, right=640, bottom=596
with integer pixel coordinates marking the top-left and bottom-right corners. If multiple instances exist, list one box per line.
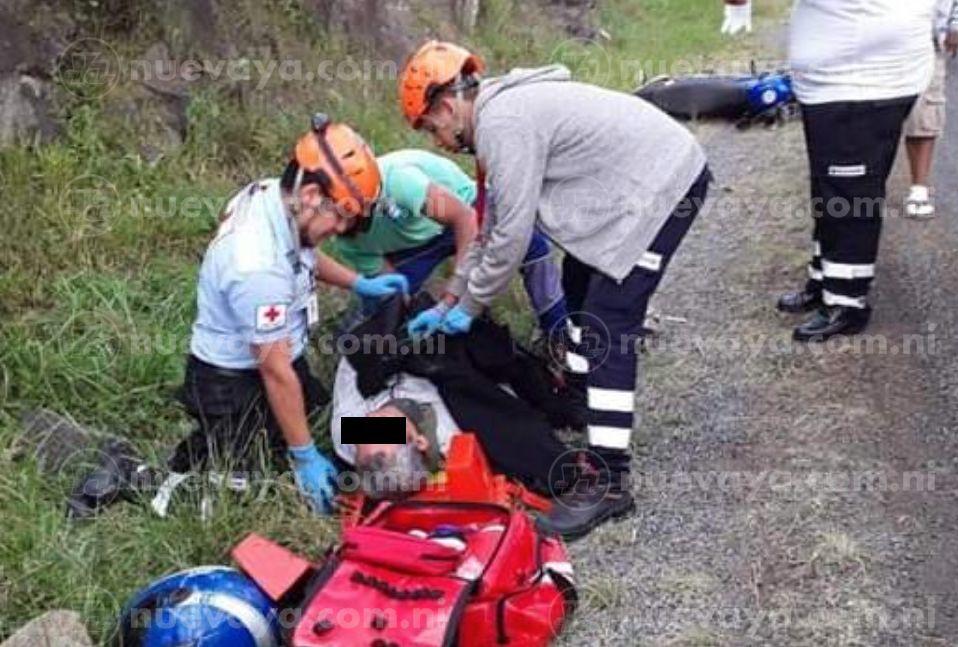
left=113, top=566, right=280, bottom=646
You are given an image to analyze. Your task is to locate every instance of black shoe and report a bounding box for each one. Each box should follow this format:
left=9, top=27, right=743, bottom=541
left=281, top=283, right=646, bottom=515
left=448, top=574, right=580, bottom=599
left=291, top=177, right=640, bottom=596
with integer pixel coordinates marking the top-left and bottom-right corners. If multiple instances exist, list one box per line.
left=535, top=473, right=635, bottom=541
left=793, top=306, right=871, bottom=342
left=66, top=440, right=158, bottom=521
left=777, top=288, right=822, bottom=313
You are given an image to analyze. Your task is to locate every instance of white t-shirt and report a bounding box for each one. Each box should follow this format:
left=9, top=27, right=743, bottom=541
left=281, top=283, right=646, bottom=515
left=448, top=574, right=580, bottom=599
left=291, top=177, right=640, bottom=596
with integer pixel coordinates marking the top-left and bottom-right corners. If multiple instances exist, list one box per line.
left=330, top=358, right=459, bottom=465
left=789, top=0, right=936, bottom=104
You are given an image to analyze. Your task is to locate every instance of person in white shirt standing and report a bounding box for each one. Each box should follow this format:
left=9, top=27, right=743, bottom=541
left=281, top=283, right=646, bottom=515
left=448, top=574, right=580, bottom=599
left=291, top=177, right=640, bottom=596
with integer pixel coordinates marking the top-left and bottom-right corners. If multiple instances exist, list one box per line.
left=903, top=0, right=958, bottom=219
left=722, top=0, right=936, bottom=341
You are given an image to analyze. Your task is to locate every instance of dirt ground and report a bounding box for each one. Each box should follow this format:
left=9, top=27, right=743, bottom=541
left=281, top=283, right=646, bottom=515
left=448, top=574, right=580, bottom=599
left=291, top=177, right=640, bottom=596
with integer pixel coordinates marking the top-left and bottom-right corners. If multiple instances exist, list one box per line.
left=559, top=69, right=958, bottom=646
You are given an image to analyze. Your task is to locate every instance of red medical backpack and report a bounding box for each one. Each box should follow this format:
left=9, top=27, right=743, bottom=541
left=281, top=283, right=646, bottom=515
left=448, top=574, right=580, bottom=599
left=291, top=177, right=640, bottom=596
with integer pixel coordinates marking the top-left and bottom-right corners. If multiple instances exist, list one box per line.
left=235, top=501, right=576, bottom=646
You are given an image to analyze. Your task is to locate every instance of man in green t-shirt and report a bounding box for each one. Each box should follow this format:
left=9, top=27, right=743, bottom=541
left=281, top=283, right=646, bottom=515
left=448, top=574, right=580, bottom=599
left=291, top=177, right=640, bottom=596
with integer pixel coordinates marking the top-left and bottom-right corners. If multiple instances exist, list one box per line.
left=334, top=149, right=568, bottom=333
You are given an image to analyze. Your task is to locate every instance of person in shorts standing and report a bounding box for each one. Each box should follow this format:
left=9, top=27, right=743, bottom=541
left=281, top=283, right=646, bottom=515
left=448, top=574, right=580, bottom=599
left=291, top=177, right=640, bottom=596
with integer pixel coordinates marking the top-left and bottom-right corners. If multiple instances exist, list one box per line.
left=903, top=0, right=958, bottom=219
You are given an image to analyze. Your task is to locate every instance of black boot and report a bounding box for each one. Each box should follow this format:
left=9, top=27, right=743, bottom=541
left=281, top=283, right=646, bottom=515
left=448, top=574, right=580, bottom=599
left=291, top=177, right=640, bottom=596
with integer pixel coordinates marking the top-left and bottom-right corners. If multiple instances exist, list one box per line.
left=777, top=286, right=822, bottom=313
left=535, top=469, right=635, bottom=541
left=793, top=305, right=871, bottom=342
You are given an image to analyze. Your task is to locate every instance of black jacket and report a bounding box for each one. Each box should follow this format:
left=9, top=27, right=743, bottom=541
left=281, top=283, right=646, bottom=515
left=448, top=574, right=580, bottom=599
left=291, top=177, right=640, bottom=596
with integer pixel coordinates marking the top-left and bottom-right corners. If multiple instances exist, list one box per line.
left=344, top=294, right=576, bottom=495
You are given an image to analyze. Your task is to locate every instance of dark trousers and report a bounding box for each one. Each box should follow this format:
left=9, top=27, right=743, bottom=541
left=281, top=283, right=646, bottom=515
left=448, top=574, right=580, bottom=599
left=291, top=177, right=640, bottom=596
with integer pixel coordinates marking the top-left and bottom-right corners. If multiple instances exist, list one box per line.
left=347, top=293, right=582, bottom=496
left=170, top=355, right=328, bottom=474
left=802, top=96, right=916, bottom=309
left=562, top=166, right=710, bottom=466
left=414, top=323, right=580, bottom=496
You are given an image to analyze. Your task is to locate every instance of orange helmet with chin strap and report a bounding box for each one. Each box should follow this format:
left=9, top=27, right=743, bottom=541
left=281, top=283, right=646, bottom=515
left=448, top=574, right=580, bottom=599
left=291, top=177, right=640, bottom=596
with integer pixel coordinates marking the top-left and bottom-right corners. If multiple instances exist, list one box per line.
left=398, top=41, right=485, bottom=128
left=291, top=113, right=381, bottom=218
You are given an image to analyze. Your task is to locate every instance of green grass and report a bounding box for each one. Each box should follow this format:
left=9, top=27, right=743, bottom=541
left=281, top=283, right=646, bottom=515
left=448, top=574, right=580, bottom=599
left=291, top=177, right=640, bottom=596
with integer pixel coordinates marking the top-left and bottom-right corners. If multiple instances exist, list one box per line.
left=0, top=0, right=767, bottom=641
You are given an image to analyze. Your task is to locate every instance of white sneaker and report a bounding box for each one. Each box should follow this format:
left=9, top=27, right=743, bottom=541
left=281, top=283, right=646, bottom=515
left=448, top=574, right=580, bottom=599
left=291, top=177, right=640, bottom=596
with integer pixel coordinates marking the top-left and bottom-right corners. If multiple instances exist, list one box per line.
left=905, top=185, right=935, bottom=219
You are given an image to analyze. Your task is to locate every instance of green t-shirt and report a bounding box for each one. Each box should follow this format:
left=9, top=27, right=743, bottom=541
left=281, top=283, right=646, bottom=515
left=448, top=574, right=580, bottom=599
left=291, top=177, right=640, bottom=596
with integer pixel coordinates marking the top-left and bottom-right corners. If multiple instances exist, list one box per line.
left=334, top=149, right=478, bottom=275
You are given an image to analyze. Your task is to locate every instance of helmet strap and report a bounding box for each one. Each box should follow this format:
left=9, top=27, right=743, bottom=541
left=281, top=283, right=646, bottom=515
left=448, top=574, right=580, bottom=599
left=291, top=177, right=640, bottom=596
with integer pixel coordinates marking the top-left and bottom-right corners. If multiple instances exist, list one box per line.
left=286, top=166, right=307, bottom=266
left=311, top=119, right=368, bottom=217
left=452, top=82, right=475, bottom=155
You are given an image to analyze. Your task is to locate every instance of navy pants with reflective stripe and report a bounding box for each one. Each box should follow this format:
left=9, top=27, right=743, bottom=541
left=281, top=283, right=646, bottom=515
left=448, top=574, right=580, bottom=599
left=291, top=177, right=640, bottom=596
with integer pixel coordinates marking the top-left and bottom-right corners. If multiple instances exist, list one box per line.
left=563, top=167, right=710, bottom=463
left=802, top=96, right=915, bottom=309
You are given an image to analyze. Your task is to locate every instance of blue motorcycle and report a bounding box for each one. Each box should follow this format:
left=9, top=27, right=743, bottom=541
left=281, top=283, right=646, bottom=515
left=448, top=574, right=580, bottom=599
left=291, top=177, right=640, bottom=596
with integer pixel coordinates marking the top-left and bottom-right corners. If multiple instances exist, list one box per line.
left=636, top=68, right=797, bottom=127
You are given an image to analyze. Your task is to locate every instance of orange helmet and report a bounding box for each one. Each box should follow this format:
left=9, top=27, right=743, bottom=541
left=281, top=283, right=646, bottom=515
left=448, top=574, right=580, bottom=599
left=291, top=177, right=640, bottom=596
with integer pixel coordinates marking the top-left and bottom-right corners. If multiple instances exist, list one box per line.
left=292, top=113, right=381, bottom=218
left=398, top=40, right=485, bottom=128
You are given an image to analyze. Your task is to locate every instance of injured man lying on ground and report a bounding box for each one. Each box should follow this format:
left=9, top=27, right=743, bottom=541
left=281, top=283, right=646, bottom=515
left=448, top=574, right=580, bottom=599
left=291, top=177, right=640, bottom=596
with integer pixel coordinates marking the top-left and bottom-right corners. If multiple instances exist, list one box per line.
left=331, top=360, right=454, bottom=497
left=331, top=293, right=585, bottom=500
left=60, top=295, right=584, bottom=518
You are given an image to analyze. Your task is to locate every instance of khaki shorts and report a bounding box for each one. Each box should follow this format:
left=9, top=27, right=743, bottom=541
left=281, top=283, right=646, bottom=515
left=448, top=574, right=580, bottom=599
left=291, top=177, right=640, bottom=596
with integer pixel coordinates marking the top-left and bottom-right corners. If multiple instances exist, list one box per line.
left=904, top=50, right=948, bottom=138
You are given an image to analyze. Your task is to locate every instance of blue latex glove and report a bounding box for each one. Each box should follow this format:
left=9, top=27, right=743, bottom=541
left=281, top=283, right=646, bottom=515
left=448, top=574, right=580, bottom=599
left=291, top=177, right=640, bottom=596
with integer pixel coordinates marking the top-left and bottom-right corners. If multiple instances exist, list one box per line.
left=353, top=273, right=410, bottom=299
left=439, top=305, right=474, bottom=335
left=407, top=304, right=448, bottom=338
left=287, top=442, right=337, bottom=514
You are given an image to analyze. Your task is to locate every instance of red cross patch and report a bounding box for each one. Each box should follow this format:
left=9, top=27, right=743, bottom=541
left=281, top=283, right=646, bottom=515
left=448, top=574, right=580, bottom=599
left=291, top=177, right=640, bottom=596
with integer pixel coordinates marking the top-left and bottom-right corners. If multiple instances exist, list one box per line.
left=256, top=303, right=288, bottom=332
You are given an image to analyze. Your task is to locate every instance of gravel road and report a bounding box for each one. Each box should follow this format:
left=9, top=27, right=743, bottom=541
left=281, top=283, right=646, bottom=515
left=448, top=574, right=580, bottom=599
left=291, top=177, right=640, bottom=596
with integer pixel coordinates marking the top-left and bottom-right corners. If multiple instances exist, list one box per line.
left=559, top=58, right=958, bottom=646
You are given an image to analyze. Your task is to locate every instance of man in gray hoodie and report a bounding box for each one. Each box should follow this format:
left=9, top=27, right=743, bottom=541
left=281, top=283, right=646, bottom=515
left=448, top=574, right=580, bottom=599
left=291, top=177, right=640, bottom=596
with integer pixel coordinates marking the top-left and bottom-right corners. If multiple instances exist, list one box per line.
left=398, top=41, right=710, bottom=539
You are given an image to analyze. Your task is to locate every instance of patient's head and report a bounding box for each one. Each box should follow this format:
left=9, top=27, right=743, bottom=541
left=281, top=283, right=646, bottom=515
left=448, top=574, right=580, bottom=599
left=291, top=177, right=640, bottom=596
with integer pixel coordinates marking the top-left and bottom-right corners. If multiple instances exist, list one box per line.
left=353, top=399, right=441, bottom=499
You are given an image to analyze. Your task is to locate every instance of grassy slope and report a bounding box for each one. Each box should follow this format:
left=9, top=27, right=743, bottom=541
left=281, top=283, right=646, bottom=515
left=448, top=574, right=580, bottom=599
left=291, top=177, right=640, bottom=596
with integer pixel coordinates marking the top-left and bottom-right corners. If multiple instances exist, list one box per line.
left=0, top=0, right=779, bottom=640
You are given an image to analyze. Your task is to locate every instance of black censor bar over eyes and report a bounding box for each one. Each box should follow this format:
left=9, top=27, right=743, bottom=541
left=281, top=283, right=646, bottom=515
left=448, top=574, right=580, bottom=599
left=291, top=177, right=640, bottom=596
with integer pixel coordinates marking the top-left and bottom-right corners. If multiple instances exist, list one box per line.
left=341, top=416, right=406, bottom=444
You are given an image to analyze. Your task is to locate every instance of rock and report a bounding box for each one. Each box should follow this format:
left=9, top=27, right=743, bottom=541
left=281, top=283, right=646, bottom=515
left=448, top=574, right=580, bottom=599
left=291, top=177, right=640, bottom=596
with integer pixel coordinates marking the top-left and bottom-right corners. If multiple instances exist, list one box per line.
left=101, top=42, right=190, bottom=162
left=0, top=74, right=57, bottom=147
left=0, top=4, right=75, bottom=148
left=546, top=0, right=600, bottom=39
left=13, top=409, right=99, bottom=475
left=136, top=42, right=193, bottom=97
left=160, top=0, right=220, bottom=59
left=306, top=0, right=462, bottom=64
left=0, top=0, right=599, bottom=150
left=308, top=0, right=594, bottom=61
left=101, top=81, right=189, bottom=162
left=0, top=610, right=93, bottom=647
left=0, top=4, right=76, bottom=77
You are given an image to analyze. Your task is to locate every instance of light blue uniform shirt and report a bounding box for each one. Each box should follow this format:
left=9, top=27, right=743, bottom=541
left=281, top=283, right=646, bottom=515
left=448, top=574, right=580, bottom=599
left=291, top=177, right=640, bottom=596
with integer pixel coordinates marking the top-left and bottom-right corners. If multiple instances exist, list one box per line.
left=190, top=179, right=315, bottom=370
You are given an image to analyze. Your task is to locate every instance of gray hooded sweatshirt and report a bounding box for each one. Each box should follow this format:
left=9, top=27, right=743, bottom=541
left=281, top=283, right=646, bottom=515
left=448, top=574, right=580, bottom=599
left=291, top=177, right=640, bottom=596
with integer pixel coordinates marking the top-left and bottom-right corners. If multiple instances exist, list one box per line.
left=450, top=65, right=707, bottom=316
